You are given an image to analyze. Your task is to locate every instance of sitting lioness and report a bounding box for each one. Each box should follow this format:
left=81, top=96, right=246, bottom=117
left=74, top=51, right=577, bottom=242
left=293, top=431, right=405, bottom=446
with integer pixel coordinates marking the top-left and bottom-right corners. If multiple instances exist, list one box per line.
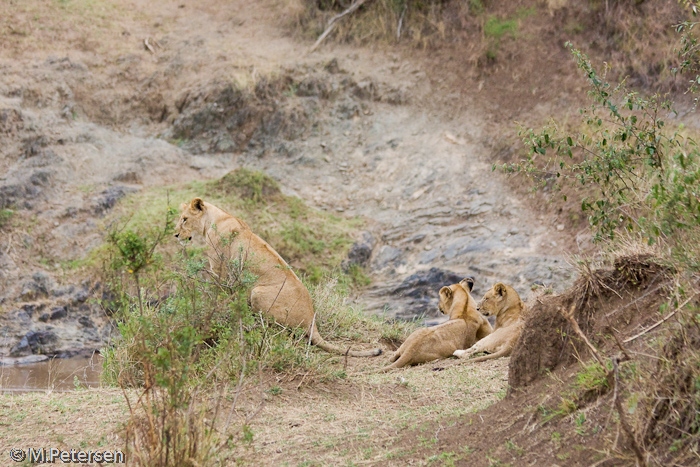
left=175, top=197, right=382, bottom=357
left=453, top=283, right=524, bottom=362
left=378, top=278, right=492, bottom=372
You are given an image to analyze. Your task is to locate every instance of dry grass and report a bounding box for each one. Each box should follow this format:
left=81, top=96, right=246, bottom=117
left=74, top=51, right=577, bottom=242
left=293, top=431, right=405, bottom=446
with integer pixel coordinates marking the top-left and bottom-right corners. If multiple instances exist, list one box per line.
left=0, top=388, right=129, bottom=450
left=0, top=358, right=509, bottom=466
left=0, top=0, right=145, bottom=58
left=223, top=357, right=509, bottom=466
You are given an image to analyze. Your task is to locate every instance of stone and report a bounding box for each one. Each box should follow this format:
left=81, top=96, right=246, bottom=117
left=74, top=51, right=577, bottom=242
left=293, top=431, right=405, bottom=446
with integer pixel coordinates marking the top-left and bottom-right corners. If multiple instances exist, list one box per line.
left=92, top=186, right=136, bottom=215
left=372, top=245, right=403, bottom=270
left=78, top=316, right=95, bottom=328
left=346, top=231, right=377, bottom=267
left=390, top=267, right=465, bottom=319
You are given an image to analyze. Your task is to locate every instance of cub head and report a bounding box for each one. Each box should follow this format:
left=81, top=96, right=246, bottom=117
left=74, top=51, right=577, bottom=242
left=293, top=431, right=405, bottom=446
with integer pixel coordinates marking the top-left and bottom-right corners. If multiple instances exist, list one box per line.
left=477, top=283, right=510, bottom=317
left=174, top=197, right=206, bottom=242
left=438, top=277, right=475, bottom=315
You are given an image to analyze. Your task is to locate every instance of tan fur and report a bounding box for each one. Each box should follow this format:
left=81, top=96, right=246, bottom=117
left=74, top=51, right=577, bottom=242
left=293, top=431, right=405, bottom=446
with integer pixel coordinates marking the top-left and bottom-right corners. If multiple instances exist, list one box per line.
left=453, top=283, right=524, bottom=362
left=378, top=278, right=492, bottom=372
left=175, top=197, right=382, bottom=357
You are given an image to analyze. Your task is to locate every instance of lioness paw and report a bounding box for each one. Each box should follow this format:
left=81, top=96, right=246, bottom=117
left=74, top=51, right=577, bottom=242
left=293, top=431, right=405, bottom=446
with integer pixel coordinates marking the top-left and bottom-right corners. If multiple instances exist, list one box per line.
left=453, top=349, right=467, bottom=358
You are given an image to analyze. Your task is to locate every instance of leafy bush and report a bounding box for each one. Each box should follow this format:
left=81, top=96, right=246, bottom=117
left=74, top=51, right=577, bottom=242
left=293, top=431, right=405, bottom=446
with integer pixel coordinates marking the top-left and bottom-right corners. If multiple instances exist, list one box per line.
left=508, top=43, right=700, bottom=258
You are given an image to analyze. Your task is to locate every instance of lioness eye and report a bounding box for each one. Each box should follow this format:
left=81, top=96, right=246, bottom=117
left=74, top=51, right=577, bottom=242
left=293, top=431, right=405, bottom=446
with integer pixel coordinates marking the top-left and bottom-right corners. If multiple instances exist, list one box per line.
left=183, top=217, right=188, bottom=223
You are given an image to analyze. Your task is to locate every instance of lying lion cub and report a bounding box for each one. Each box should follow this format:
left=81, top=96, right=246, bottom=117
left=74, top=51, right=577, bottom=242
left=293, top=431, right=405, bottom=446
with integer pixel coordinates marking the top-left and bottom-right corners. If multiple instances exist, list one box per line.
left=453, top=283, right=524, bottom=362
left=175, top=197, right=382, bottom=358
left=378, top=278, right=492, bottom=372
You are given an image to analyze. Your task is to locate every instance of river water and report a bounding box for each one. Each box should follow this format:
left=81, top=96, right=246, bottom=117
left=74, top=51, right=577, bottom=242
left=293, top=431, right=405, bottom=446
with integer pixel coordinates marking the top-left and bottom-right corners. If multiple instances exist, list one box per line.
left=0, top=355, right=103, bottom=393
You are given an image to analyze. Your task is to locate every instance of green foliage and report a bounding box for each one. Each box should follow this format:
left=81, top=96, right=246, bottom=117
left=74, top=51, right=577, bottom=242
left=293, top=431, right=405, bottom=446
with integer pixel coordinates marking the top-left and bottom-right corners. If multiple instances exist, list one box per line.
left=508, top=43, right=700, bottom=255
left=0, top=208, right=14, bottom=228
left=214, top=167, right=281, bottom=204
left=575, top=361, right=610, bottom=392
left=483, top=8, right=532, bottom=59
left=484, top=17, right=517, bottom=41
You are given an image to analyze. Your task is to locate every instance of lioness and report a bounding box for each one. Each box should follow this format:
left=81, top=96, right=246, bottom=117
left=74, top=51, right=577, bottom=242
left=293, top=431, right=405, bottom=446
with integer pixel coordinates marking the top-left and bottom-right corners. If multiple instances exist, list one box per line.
left=175, top=197, right=382, bottom=357
left=453, top=283, right=524, bottom=362
left=378, top=278, right=492, bottom=372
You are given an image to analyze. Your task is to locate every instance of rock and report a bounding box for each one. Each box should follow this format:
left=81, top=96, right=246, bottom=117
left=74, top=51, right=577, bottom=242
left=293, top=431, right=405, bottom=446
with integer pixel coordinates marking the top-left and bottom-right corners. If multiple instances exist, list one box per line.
left=11, top=330, right=59, bottom=356
left=51, top=284, right=75, bottom=297
left=390, top=267, right=465, bottom=319
left=78, top=316, right=95, bottom=328
left=92, top=186, right=135, bottom=215
left=39, top=306, right=67, bottom=322
left=9, top=335, right=31, bottom=357
left=372, top=245, right=403, bottom=270
left=556, top=224, right=565, bottom=231
left=346, top=231, right=377, bottom=267
left=0, top=167, right=54, bottom=209
left=20, top=271, right=53, bottom=300
left=9, top=308, right=33, bottom=323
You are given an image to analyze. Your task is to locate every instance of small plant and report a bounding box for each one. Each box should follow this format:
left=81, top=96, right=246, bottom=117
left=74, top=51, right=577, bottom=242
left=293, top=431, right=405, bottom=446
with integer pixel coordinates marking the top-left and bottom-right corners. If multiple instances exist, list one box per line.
left=0, top=208, right=13, bottom=228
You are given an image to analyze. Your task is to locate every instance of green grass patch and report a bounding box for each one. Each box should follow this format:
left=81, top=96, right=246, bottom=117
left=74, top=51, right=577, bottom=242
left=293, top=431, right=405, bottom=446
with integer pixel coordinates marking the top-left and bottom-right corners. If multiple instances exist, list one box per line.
left=0, top=209, right=14, bottom=228
left=105, top=168, right=361, bottom=285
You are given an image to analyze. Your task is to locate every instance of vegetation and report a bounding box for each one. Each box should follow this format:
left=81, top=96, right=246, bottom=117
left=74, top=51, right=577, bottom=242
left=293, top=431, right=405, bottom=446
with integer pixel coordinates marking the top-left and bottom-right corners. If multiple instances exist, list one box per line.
left=0, top=208, right=14, bottom=229
left=504, top=15, right=700, bottom=463
left=98, top=168, right=415, bottom=465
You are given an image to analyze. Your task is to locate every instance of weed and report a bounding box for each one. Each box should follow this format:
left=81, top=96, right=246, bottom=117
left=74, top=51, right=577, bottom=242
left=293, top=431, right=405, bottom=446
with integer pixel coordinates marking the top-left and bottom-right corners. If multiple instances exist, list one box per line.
left=574, top=361, right=610, bottom=392
left=0, top=208, right=14, bottom=228
left=504, top=440, right=524, bottom=456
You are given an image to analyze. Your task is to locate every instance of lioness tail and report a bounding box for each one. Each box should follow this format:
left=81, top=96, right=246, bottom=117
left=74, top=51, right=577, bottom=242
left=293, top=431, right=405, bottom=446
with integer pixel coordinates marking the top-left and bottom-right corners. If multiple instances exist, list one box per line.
left=310, top=327, right=382, bottom=358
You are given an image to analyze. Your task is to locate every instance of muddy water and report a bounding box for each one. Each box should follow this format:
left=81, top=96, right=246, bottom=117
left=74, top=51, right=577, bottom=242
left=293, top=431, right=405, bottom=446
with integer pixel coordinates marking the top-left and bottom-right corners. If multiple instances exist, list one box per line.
left=0, top=355, right=103, bottom=393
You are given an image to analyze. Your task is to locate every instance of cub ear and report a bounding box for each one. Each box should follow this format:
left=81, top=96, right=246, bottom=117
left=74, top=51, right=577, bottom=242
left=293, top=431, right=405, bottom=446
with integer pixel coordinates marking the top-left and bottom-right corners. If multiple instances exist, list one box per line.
left=494, top=283, right=507, bottom=296
left=439, top=286, right=452, bottom=301
left=460, top=277, right=475, bottom=292
left=180, top=202, right=187, bottom=211
left=191, top=197, right=205, bottom=212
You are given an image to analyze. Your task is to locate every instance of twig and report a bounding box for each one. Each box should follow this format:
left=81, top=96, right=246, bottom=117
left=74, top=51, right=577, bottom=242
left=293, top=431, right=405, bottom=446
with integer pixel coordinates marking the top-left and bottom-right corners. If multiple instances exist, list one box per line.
left=310, top=0, right=372, bottom=52
left=396, top=4, right=407, bottom=40
left=612, top=356, right=647, bottom=467
left=623, top=293, right=698, bottom=344
left=144, top=37, right=155, bottom=54
left=562, top=304, right=606, bottom=368
left=343, top=346, right=351, bottom=372
left=306, top=311, right=317, bottom=359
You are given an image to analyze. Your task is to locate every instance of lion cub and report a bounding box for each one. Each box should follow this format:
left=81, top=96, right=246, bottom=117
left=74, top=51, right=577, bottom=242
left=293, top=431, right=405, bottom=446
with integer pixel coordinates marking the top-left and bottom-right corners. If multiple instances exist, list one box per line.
left=453, top=283, right=524, bottom=362
left=378, top=278, right=492, bottom=372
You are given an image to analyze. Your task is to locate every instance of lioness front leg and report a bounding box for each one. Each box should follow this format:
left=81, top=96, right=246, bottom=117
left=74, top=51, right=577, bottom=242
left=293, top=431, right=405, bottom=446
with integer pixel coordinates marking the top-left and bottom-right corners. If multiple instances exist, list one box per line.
left=453, top=345, right=480, bottom=359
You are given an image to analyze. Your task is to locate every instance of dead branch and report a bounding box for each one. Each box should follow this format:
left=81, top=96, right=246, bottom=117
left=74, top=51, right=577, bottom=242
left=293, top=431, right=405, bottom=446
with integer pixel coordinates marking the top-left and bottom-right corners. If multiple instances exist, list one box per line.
left=612, top=356, right=647, bottom=467
left=310, top=0, right=373, bottom=53
left=623, top=293, right=698, bottom=344
left=562, top=303, right=607, bottom=368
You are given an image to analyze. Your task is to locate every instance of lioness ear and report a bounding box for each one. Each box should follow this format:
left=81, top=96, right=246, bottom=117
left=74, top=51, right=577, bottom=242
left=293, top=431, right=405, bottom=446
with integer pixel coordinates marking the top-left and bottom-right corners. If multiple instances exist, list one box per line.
left=191, top=197, right=205, bottom=212
left=494, top=283, right=507, bottom=296
left=460, top=277, right=475, bottom=292
left=439, top=286, right=452, bottom=301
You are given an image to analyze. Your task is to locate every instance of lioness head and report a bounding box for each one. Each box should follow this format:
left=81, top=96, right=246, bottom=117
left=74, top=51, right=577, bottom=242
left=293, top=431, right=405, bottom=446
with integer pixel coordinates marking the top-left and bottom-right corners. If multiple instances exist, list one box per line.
left=174, top=197, right=206, bottom=242
left=477, top=283, right=510, bottom=317
left=438, top=277, right=474, bottom=315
